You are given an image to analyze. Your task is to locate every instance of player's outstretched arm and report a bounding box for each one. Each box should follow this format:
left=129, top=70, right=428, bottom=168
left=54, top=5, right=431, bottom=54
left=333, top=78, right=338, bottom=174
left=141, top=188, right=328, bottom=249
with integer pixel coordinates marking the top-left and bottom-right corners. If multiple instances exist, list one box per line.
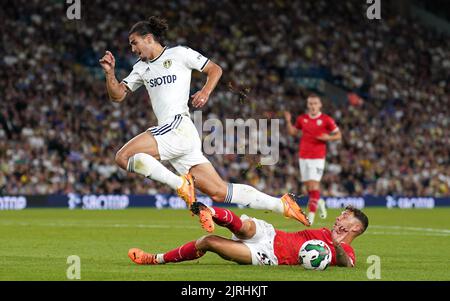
left=192, top=60, right=222, bottom=108
left=284, top=111, right=299, bottom=136
left=99, top=51, right=128, bottom=102
left=333, top=243, right=353, bottom=267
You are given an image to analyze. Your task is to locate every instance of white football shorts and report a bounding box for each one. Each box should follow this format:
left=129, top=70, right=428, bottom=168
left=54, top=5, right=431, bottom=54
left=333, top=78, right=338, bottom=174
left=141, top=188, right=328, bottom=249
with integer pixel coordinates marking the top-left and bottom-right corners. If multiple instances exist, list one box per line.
left=231, top=215, right=279, bottom=266
left=147, top=114, right=209, bottom=175
left=299, top=158, right=326, bottom=182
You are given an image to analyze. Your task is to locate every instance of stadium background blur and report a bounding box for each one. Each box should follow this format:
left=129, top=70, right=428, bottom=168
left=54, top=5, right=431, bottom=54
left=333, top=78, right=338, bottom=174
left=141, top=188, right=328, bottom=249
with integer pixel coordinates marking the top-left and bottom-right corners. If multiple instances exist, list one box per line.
left=0, top=0, right=448, bottom=198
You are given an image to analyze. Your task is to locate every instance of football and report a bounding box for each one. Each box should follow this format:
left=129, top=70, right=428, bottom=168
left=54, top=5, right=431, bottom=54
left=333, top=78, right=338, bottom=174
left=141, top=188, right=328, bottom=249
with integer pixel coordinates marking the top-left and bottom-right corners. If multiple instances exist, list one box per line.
left=299, top=240, right=332, bottom=270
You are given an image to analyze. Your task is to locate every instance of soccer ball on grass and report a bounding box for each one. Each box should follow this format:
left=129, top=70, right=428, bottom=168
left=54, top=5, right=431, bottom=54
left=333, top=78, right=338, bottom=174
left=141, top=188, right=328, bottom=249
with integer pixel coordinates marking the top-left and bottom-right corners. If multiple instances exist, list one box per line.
left=298, top=239, right=332, bottom=270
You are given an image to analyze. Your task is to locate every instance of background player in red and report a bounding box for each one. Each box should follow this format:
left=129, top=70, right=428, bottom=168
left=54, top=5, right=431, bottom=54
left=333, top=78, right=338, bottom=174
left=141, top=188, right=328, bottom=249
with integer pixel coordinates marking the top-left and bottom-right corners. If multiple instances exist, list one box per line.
left=128, top=201, right=368, bottom=267
left=284, top=94, right=342, bottom=225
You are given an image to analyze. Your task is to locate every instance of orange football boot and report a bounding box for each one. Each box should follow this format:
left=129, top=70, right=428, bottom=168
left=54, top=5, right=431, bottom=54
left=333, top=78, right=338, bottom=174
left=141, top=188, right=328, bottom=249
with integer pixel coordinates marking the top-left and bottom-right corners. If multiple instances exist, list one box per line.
left=190, top=202, right=215, bottom=233
left=280, top=193, right=311, bottom=226
left=176, top=173, right=196, bottom=208
left=128, top=248, right=159, bottom=265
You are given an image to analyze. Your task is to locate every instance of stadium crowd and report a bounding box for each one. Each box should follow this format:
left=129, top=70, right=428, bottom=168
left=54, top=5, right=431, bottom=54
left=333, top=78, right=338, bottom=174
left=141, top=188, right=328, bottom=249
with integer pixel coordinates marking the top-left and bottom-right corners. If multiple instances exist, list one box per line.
left=0, top=0, right=448, bottom=197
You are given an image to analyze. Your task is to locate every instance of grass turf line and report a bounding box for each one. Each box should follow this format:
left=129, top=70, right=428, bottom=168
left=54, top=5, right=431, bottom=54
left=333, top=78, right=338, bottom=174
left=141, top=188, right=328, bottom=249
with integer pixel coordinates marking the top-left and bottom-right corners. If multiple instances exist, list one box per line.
left=0, top=208, right=449, bottom=280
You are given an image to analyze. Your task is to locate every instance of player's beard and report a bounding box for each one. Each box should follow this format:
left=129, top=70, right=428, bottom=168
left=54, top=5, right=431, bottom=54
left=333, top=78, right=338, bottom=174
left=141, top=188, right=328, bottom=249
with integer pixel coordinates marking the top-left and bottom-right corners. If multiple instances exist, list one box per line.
left=333, top=223, right=348, bottom=235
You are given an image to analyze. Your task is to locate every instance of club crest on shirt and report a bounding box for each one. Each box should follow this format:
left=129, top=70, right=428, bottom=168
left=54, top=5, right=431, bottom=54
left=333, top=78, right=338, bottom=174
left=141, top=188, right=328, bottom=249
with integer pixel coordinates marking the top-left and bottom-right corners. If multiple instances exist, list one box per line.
left=317, top=119, right=322, bottom=126
left=163, top=59, right=172, bottom=69
left=304, top=119, right=308, bottom=123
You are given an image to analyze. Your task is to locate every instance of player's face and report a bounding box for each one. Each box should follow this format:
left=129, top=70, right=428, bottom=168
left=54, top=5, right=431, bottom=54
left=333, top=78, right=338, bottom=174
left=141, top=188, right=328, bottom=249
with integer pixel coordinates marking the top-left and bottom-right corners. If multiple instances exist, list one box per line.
left=307, top=97, right=322, bottom=116
left=333, top=210, right=361, bottom=235
left=129, top=33, right=153, bottom=62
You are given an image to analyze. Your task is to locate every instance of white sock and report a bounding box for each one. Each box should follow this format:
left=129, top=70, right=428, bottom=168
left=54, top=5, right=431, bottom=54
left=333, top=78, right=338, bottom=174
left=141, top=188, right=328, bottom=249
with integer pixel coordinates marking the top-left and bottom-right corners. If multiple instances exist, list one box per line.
left=318, top=199, right=327, bottom=219
left=226, top=183, right=284, bottom=213
left=127, top=153, right=183, bottom=190
left=156, top=254, right=165, bottom=264
left=308, top=212, right=316, bottom=225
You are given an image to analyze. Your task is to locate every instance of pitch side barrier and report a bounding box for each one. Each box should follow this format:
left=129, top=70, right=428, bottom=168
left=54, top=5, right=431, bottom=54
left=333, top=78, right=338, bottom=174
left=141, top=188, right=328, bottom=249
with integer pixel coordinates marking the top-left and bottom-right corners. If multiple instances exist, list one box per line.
left=0, top=194, right=447, bottom=210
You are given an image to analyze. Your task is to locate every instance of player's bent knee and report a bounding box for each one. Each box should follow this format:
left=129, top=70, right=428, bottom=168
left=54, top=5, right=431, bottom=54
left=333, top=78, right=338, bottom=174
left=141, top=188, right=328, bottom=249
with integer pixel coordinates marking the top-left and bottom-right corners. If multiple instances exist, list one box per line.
left=195, top=235, right=211, bottom=250
left=195, top=235, right=207, bottom=249
left=196, top=235, right=222, bottom=251
left=114, top=149, right=129, bottom=170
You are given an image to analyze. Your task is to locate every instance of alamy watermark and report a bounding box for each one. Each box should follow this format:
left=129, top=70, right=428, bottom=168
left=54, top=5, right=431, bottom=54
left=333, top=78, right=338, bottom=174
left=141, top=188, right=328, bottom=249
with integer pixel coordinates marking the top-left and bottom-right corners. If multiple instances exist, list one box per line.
left=66, top=0, right=81, bottom=20
left=366, top=0, right=381, bottom=20
left=65, top=1, right=380, bottom=21
left=66, top=255, right=81, bottom=280
left=366, top=255, right=381, bottom=279
left=193, top=111, right=280, bottom=166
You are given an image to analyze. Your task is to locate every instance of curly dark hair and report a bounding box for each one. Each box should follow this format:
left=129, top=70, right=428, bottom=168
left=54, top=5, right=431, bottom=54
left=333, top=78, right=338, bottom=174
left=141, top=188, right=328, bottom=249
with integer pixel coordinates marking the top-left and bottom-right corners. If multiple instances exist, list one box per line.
left=128, top=16, right=169, bottom=45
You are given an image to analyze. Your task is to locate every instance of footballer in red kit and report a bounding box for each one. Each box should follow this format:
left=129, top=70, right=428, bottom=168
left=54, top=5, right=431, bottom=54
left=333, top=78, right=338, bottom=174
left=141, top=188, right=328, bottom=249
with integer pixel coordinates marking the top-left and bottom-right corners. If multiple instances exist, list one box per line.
left=295, top=113, right=338, bottom=159
left=273, top=228, right=356, bottom=266
left=128, top=201, right=367, bottom=268
left=284, top=94, right=342, bottom=225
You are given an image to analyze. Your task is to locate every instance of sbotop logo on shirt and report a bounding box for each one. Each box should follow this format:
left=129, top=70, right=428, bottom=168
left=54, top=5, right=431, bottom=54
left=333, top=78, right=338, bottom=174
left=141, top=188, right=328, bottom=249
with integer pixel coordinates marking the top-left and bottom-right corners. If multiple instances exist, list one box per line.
left=145, top=74, right=177, bottom=88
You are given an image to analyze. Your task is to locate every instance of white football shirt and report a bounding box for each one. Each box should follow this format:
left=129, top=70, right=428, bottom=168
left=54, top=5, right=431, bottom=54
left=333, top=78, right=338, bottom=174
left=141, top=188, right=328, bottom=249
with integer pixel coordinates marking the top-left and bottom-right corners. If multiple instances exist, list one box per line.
left=122, top=46, right=209, bottom=125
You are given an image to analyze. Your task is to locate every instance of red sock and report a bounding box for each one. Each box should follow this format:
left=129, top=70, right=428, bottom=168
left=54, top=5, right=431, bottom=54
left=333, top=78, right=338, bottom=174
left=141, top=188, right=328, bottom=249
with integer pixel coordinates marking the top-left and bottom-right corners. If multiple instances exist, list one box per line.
left=211, top=207, right=243, bottom=234
left=163, top=240, right=205, bottom=263
left=308, top=190, right=320, bottom=213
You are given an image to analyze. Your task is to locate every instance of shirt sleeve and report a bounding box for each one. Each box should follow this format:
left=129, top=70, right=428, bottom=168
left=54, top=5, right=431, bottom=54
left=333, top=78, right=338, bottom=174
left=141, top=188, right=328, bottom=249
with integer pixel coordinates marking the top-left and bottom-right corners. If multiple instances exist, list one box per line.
left=326, top=116, right=338, bottom=132
left=294, top=116, right=303, bottom=130
left=181, top=46, right=210, bottom=72
left=122, top=66, right=144, bottom=92
left=340, top=243, right=356, bottom=267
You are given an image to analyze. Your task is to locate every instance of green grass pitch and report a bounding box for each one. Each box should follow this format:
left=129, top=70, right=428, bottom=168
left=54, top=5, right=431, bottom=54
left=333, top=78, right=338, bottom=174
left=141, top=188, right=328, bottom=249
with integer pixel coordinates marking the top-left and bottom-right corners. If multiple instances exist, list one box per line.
left=1, top=207, right=449, bottom=281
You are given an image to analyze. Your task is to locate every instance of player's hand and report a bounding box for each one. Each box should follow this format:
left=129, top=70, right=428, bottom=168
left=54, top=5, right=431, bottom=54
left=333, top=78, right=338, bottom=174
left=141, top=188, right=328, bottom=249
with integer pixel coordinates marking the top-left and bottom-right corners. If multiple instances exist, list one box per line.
left=99, top=51, right=116, bottom=73
left=316, top=133, right=330, bottom=141
left=283, top=111, right=292, bottom=121
left=331, top=226, right=347, bottom=246
left=191, top=90, right=210, bottom=108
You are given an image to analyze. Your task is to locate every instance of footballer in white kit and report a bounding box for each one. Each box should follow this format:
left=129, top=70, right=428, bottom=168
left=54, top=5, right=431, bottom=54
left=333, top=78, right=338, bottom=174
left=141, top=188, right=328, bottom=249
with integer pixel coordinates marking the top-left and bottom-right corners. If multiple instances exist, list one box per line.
left=122, top=45, right=210, bottom=175
left=99, top=16, right=311, bottom=232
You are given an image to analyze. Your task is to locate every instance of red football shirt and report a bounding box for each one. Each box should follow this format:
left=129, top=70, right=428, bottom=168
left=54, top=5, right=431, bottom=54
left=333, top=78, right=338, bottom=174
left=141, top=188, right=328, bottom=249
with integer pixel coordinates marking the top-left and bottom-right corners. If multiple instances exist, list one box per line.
left=295, top=113, right=338, bottom=159
left=273, top=228, right=356, bottom=266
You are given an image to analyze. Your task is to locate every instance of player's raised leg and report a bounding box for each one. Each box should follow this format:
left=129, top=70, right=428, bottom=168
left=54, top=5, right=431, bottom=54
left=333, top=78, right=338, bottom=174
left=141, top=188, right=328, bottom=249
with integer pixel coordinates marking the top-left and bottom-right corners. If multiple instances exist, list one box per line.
left=189, top=163, right=310, bottom=226
left=189, top=201, right=249, bottom=234
left=115, top=131, right=195, bottom=206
